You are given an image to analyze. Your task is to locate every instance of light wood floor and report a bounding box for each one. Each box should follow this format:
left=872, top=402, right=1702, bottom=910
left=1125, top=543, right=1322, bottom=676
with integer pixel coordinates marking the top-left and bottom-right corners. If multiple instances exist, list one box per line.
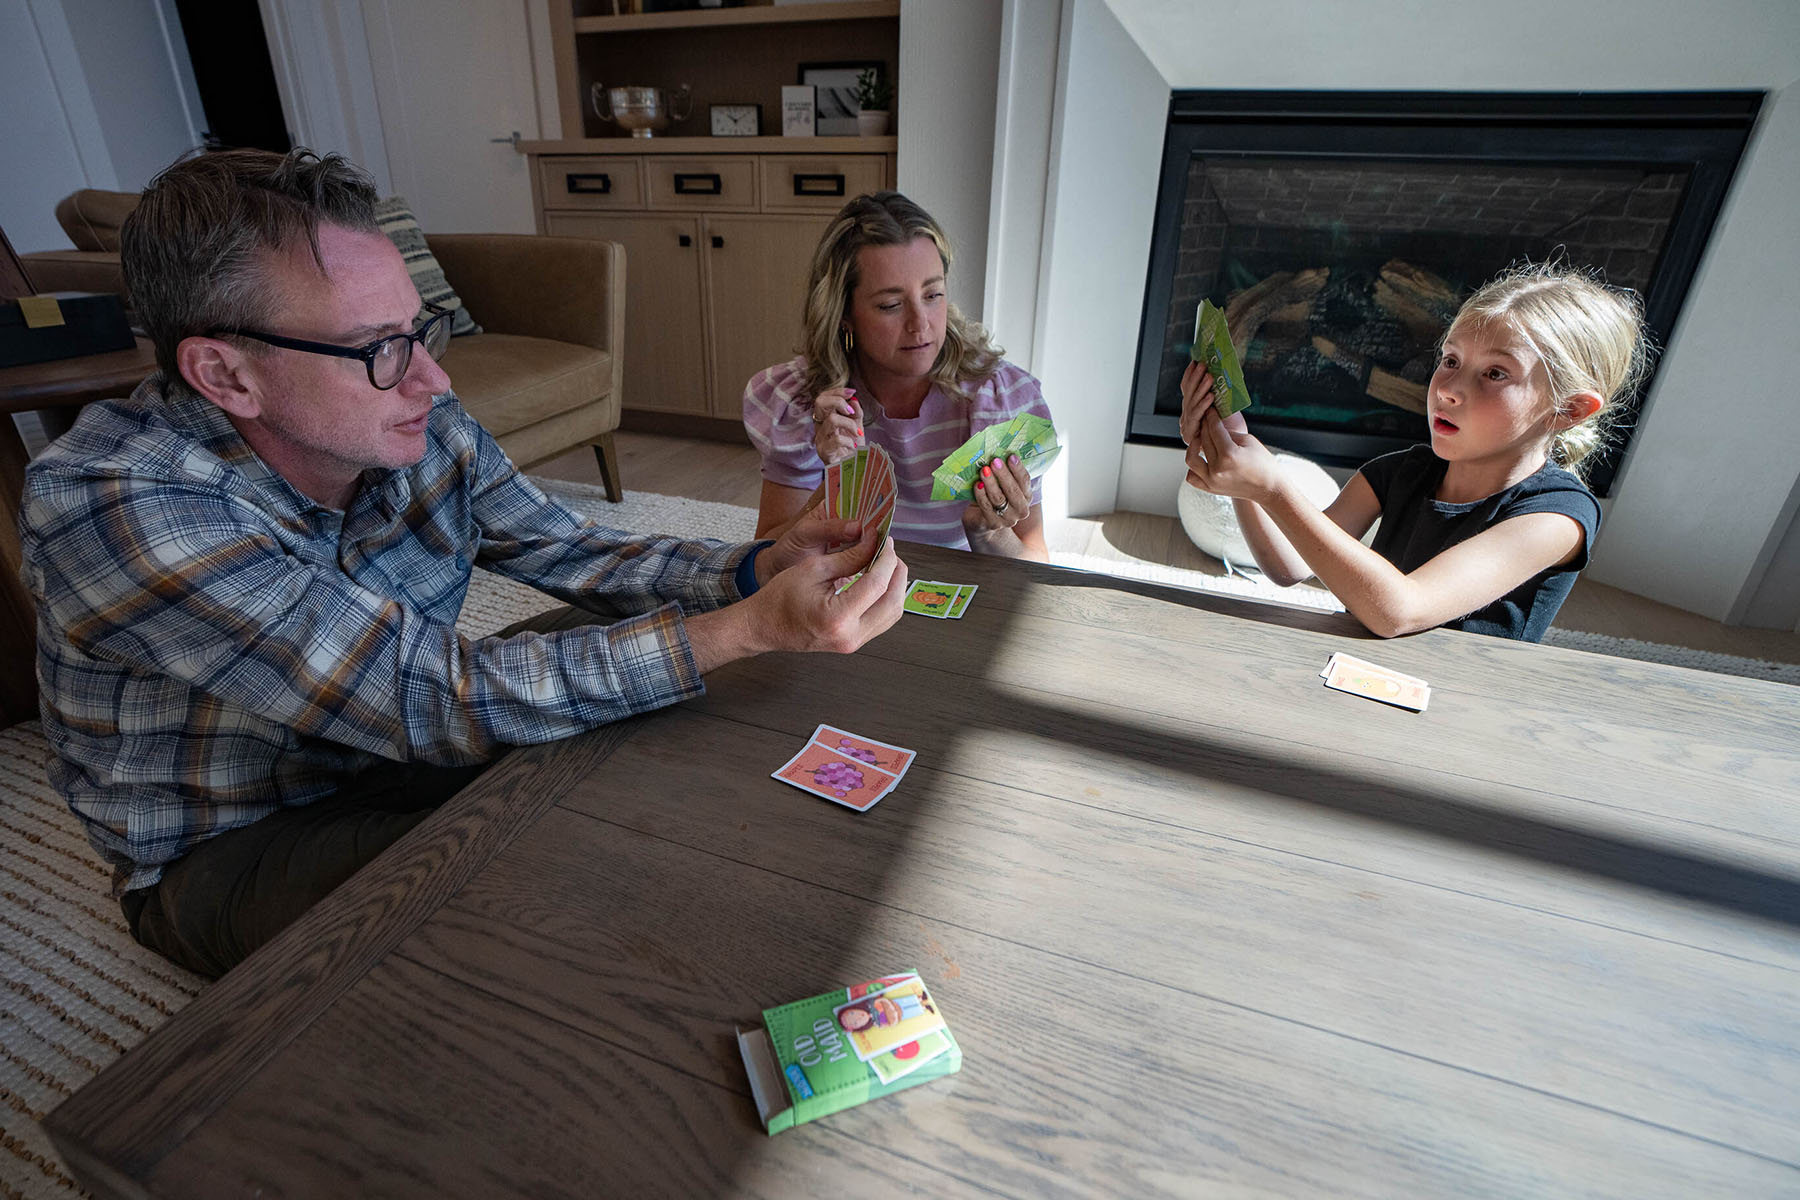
left=534, top=431, right=1800, bottom=665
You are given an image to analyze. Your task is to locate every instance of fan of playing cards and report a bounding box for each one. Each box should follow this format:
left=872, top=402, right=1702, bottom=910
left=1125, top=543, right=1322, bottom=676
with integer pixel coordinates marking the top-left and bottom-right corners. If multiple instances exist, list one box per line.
left=825, top=444, right=897, bottom=590
left=929, top=414, right=1061, bottom=502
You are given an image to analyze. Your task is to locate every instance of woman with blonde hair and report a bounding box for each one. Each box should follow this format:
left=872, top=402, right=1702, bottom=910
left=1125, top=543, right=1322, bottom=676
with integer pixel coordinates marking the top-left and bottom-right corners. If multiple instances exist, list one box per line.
left=1181, top=261, right=1651, bottom=641
left=742, top=191, right=1054, bottom=559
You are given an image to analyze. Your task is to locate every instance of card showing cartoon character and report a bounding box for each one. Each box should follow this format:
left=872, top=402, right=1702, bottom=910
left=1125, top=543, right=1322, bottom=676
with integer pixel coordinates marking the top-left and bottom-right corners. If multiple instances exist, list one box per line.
left=868, top=1030, right=953, bottom=1084
left=945, top=583, right=978, bottom=619
left=845, top=971, right=920, bottom=1002
left=831, top=975, right=947, bottom=1061
left=904, top=580, right=957, bottom=618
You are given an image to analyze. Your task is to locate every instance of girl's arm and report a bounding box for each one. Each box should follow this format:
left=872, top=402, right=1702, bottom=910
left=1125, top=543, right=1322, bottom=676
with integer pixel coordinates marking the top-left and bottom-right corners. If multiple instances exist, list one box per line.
left=1192, top=412, right=1586, bottom=637
left=1227, top=477, right=1381, bottom=586
left=1178, top=360, right=1376, bottom=584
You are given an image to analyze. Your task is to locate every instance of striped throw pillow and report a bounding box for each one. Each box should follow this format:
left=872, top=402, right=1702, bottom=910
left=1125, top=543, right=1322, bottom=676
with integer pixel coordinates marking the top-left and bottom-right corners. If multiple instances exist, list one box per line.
left=373, top=195, right=480, bottom=336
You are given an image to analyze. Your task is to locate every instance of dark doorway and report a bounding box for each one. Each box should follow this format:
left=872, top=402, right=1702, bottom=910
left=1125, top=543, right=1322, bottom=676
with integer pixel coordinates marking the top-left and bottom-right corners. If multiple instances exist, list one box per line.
left=172, top=0, right=292, bottom=153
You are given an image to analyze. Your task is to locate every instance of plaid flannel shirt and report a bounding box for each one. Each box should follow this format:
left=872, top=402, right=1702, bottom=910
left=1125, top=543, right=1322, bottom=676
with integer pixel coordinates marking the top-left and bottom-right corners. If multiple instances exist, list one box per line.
left=22, top=376, right=757, bottom=894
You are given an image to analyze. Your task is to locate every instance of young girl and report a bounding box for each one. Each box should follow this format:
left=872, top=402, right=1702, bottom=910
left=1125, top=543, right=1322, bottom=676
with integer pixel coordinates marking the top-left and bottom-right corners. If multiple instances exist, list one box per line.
left=1181, top=262, right=1650, bottom=641
left=742, top=191, right=1054, bottom=560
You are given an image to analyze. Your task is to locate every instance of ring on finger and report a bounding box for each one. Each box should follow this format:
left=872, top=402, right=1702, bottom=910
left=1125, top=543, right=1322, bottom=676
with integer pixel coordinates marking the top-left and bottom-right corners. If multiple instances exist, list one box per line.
left=991, top=495, right=1010, bottom=516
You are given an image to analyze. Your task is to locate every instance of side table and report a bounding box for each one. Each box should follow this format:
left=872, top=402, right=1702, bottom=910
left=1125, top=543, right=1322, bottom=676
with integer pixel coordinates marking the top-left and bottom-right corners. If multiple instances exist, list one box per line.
left=0, top=338, right=158, bottom=725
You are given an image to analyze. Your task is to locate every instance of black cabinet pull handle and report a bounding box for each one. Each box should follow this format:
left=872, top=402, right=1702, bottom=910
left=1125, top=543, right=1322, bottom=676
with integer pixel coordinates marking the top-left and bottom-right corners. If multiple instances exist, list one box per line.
left=679, top=234, right=692, bottom=247
left=566, top=172, right=611, bottom=194
left=673, top=172, right=723, bottom=195
left=711, top=235, right=724, bottom=249
left=793, top=173, right=846, bottom=197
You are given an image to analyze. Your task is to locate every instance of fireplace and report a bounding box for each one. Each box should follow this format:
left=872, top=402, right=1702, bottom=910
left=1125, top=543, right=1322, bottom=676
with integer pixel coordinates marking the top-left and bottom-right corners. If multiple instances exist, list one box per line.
left=1127, top=92, right=1760, bottom=494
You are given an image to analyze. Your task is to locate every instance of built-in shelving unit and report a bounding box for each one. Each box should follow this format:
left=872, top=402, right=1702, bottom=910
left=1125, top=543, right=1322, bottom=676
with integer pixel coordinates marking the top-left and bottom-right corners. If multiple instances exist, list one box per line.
left=526, top=2, right=902, bottom=424
left=572, top=0, right=897, bottom=36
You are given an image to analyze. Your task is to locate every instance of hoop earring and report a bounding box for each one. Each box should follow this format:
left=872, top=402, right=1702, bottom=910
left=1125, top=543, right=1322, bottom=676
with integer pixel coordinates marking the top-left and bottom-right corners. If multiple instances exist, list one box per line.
left=841, top=327, right=855, bottom=357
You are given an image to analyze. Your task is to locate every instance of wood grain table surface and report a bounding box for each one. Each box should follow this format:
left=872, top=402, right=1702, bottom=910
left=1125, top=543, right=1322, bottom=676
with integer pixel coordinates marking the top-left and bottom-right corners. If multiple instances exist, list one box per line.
left=44, top=544, right=1800, bottom=1198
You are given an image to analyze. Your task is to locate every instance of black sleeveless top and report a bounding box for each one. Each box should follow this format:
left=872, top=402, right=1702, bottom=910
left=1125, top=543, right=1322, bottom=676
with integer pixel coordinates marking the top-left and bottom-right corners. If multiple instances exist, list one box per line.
left=1359, top=446, right=1600, bottom=642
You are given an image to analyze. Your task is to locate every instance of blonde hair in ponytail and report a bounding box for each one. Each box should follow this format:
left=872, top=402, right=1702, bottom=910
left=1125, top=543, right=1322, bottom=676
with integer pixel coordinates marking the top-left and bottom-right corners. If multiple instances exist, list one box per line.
left=1448, top=261, right=1653, bottom=482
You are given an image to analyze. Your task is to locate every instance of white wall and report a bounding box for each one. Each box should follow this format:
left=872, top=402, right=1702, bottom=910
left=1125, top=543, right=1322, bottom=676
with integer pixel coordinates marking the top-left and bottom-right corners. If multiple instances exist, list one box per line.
left=1, top=0, right=204, bottom=252
left=1030, top=0, right=1168, bottom=520
left=981, top=0, right=1061, bottom=375
left=896, top=0, right=1003, bottom=325
left=1002, top=0, right=1800, bottom=623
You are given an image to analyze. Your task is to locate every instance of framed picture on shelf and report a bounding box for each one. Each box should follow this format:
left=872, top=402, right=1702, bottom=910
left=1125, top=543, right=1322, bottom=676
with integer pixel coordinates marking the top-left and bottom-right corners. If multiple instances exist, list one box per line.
left=799, top=61, right=882, bottom=137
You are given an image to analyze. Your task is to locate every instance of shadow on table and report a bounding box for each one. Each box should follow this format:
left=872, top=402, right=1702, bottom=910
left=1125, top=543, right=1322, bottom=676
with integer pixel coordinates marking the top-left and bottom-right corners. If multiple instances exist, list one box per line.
left=841, top=548, right=1800, bottom=931
left=987, top=694, right=1800, bottom=929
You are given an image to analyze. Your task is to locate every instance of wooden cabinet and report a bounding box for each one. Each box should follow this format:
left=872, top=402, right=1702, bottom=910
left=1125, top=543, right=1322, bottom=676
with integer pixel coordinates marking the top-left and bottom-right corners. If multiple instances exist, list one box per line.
left=539, top=156, right=889, bottom=417
left=703, top=214, right=829, bottom=413
left=523, top=3, right=899, bottom=421
left=546, top=211, right=708, bottom=414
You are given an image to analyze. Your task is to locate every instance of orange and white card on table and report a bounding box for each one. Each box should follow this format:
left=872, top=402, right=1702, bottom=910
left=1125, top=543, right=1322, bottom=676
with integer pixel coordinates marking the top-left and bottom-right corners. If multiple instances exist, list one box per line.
left=1320, top=652, right=1430, bottom=712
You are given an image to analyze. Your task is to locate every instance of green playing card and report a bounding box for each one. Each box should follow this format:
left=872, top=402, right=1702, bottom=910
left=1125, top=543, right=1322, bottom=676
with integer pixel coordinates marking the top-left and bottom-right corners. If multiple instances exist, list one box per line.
left=903, top=580, right=957, bottom=617
left=1190, top=299, right=1253, bottom=418
left=930, top=415, right=1061, bottom=502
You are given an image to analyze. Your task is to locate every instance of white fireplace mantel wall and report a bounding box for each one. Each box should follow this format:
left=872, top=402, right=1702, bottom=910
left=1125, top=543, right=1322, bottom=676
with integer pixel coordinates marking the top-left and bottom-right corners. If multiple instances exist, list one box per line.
left=985, top=0, right=1800, bottom=627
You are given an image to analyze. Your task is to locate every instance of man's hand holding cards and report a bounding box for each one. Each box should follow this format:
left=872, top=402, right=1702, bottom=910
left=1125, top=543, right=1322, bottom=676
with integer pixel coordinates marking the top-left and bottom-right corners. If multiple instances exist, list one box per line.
left=824, top=444, right=898, bottom=593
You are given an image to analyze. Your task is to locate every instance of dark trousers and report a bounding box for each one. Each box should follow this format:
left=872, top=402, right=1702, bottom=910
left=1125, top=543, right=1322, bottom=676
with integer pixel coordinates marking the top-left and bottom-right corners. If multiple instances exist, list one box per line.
left=121, top=758, right=489, bottom=979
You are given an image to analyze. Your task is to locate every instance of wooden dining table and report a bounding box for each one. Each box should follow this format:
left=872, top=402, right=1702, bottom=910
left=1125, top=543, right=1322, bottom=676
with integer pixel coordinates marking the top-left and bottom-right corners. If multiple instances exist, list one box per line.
left=44, top=543, right=1800, bottom=1197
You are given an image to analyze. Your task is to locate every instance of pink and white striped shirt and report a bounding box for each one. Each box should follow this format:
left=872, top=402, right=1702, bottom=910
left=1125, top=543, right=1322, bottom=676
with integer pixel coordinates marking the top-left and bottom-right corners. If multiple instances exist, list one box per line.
left=742, top=356, right=1053, bottom=550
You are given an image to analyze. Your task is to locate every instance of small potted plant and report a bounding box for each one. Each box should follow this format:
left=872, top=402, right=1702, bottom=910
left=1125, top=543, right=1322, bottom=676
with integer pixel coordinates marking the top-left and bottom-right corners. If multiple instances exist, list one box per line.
left=855, top=68, right=892, bottom=137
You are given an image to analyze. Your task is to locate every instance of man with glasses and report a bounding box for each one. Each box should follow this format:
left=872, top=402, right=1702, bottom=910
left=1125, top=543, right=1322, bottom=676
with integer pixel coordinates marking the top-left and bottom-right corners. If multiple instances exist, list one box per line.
left=20, top=148, right=909, bottom=977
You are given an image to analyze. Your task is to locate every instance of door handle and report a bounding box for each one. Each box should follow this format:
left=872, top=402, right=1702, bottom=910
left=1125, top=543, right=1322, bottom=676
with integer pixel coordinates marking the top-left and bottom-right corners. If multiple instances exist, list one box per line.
left=566, top=173, right=612, bottom=194
left=793, top=173, right=846, bottom=197
left=679, top=234, right=692, bottom=247
left=710, top=235, right=724, bottom=249
left=673, top=172, right=723, bottom=195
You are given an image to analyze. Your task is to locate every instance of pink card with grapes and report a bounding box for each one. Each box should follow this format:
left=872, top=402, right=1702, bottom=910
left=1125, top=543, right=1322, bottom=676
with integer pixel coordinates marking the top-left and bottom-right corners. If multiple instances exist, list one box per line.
left=772, top=723, right=916, bottom=812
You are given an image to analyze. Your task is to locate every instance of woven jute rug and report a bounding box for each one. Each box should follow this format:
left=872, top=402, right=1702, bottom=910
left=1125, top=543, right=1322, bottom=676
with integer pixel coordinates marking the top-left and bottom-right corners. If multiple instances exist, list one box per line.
left=6, top=481, right=1794, bottom=1199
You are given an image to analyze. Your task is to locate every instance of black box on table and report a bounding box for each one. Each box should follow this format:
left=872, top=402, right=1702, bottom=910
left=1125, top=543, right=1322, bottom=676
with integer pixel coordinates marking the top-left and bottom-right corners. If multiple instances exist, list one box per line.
left=0, top=292, right=135, bottom=368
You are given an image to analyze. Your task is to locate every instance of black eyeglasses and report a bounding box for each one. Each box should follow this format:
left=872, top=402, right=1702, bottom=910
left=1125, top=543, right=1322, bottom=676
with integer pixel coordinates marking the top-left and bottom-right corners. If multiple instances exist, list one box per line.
left=207, top=302, right=453, bottom=390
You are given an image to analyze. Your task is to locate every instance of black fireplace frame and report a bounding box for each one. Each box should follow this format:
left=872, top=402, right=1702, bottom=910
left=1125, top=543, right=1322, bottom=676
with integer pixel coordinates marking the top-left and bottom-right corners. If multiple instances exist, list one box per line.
left=1127, top=90, right=1762, bottom=495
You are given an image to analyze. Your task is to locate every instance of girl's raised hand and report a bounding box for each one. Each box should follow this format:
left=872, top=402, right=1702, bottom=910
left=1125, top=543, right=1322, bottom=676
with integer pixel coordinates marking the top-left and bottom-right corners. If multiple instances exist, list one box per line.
left=1178, top=361, right=1216, bottom=447
left=1179, top=360, right=1251, bottom=444
left=811, top=387, right=864, bottom=466
left=1186, top=408, right=1278, bottom=501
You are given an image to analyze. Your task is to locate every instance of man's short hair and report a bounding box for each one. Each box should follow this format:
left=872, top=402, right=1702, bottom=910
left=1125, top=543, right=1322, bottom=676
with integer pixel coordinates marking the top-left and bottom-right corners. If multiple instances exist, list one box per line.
left=122, top=148, right=381, bottom=379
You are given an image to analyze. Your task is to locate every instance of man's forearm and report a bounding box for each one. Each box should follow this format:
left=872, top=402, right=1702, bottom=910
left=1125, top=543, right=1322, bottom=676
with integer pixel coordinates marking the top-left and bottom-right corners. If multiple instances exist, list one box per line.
left=683, top=602, right=769, bottom=676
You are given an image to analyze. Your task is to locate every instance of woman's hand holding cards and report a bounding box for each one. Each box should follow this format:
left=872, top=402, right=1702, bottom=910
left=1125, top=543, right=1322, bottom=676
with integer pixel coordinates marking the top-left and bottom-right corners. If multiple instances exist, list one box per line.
left=811, top=387, right=864, bottom=466
left=964, top=454, right=1031, bottom=534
